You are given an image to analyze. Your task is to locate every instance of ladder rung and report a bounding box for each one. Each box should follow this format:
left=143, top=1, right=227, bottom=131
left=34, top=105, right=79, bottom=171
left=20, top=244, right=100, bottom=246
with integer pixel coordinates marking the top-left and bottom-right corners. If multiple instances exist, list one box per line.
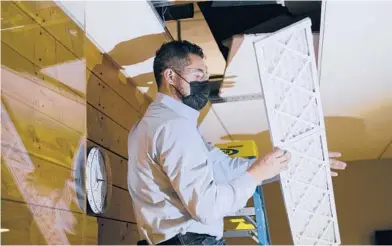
left=226, top=207, right=255, bottom=217
left=223, top=230, right=254, bottom=238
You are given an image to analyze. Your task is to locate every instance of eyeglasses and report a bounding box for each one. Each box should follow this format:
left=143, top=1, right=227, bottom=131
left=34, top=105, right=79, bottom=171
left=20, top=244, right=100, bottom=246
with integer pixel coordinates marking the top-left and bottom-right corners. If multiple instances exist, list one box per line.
left=172, top=67, right=209, bottom=81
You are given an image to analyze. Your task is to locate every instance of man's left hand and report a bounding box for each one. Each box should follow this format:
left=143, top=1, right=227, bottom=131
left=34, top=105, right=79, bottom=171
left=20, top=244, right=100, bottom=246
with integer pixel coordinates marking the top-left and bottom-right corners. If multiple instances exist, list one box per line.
left=328, top=152, right=347, bottom=177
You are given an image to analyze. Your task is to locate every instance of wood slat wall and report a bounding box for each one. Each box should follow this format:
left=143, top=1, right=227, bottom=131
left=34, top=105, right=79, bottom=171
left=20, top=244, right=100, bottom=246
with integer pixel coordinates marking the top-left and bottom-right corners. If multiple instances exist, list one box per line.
left=1, top=1, right=92, bottom=244
left=1, top=0, right=162, bottom=244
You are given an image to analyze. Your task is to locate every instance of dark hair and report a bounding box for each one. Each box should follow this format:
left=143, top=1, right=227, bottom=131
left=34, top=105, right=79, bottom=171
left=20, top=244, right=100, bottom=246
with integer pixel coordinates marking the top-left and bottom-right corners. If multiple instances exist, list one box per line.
left=153, top=40, right=204, bottom=88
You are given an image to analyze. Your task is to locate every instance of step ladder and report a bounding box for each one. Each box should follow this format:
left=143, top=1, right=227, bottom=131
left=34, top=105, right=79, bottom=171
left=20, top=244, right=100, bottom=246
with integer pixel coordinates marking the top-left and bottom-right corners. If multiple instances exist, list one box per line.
left=216, top=141, right=272, bottom=245
left=223, top=173, right=271, bottom=245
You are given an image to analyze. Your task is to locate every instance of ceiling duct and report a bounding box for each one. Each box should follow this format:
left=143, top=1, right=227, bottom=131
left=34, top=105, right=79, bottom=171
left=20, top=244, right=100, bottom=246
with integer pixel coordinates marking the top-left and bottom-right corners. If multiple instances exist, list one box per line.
left=211, top=1, right=284, bottom=7
left=153, top=2, right=194, bottom=21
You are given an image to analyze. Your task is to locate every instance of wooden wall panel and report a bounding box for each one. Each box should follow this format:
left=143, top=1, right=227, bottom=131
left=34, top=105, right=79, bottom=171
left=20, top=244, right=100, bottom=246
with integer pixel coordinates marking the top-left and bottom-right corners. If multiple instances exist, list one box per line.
left=1, top=2, right=37, bottom=64
left=1, top=42, right=85, bottom=105
left=1, top=153, right=84, bottom=214
left=87, top=104, right=129, bottom=158
left=87, top=140, right=128, bottom=190
left=9, top=1, right=84, bottom=59
left=98, top=217, right=140, bottom=245
left=85, top=39, right=150, bottom=114
left=101, top=187, right=136, bottom=223
left=0, top=1, right=170, bottom=244
left=87, top=71, right=140, bottom=130
left=1, top=2, right=86, bottom=96
left=15, top=1, right=85, bottom=59
left=2, top=95, right=83, bottom=170
left=1, top=200, right=97, bottom=245
left=1, top=59, right=85, bottom=134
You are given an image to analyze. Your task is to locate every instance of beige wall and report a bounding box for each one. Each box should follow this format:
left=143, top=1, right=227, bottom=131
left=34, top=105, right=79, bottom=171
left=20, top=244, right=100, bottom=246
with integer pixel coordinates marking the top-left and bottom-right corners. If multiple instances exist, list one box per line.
left=226, top=159, right=392, bottom=245
left=257, top=158, right=392, bottom=245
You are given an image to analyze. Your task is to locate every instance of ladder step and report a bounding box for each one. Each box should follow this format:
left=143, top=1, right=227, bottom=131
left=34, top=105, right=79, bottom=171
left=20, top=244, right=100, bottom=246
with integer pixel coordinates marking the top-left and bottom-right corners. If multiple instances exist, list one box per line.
left=227, top=207, right=255, bottom=217
left=223, top=230, right=254, bottom=238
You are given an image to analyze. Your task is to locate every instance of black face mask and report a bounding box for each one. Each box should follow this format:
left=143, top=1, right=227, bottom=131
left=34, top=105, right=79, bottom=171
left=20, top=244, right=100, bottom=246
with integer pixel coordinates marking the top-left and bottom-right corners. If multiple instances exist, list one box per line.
left=171, top=71, right=211, bottom=111
left=181, top=80, right=210, bottom=111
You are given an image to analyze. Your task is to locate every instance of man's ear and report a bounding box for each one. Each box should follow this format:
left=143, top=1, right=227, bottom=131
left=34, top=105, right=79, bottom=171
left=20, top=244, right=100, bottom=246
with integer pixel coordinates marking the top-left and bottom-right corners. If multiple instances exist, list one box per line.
left=163, top=68, right=174, bottom=85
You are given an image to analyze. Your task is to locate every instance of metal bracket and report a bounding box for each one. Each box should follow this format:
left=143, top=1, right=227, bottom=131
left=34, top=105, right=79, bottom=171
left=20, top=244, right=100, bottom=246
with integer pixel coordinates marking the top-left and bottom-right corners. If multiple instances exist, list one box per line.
left=209, top=93, right=263, bottom=104
left=226, top=207, right=255, bottom=217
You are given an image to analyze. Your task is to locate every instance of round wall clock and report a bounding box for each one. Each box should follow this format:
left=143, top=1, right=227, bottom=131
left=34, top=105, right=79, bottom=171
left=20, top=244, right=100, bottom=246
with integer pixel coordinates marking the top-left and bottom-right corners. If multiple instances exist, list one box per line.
left=86, top=146, right=112, bottom=214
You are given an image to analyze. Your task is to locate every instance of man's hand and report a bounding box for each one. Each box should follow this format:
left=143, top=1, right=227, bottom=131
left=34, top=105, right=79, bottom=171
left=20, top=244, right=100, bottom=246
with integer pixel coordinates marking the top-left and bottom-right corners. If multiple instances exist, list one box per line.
left=328, top=152, right=347, bottom=177
left=247, top=148, right=291, bottom=183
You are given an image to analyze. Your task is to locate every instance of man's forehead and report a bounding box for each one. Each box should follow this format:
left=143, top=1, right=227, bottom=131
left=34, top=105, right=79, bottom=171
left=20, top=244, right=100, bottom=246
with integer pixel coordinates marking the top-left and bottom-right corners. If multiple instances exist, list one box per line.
left=186, top=54, right=208, bottom=73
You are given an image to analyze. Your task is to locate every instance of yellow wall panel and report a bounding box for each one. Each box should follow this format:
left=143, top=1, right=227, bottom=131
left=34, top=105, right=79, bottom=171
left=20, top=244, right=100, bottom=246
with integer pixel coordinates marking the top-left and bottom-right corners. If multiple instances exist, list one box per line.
left=87, top=71, right=140, bottom=131
left=13, top=1, right=59, bottom=26
left=87, top=104, right=130, bottom=158
left=1, top=2, right=85, bottom=96
left=14, top=1, right=85, bottom=59
left=1, top=42, right=37, bottom=76
left=1, top=153, right=84, bottom=214
left=85, top=39, right=150, bottom=114
left=0, top=0, right=172, bottom=243
left=83, top=215, right=100, bottom=245
left=1, top=199, right=98, bottom=245
left=34, top=27, right=57, bottom=67
left=1, top=1, right=36, bottom=30
left=1, top=42, right=85, bottom=104
left=2, top=95, right=83, bottom=170
left=98, top=217, right=140, bottom=244
left=1, top=2, right=37, bottom=63
left=2, top=65, right=85, bottom=134
left=101, top=187, right=136, bottom=223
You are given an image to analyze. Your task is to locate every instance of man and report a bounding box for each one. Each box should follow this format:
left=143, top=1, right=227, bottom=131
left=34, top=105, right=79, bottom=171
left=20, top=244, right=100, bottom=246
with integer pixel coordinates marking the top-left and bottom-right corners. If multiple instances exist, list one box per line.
left=127, top=40, right=346, bottom=245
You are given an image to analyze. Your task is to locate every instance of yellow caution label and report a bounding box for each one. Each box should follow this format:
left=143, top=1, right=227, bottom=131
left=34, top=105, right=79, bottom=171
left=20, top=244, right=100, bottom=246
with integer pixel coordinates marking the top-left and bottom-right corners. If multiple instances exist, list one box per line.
left=229, top=218, right=255, bottom=230
left=215, top=140, right=259, bottom=158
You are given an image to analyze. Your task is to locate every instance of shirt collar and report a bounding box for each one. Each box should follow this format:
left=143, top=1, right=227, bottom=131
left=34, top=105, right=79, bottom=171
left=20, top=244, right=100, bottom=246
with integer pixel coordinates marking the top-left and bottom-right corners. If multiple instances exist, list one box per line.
left=155, top=92, right=199, bottom=123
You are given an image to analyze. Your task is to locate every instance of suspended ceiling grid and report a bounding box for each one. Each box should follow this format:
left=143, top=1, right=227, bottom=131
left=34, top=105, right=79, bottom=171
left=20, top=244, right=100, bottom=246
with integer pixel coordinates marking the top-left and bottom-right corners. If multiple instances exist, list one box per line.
left=57, top=0, right=392, bottom=161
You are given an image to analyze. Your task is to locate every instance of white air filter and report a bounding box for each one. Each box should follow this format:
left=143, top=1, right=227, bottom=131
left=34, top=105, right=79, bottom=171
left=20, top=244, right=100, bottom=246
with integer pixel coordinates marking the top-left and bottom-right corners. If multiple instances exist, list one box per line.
left=253, top=18, right=340, bottom=245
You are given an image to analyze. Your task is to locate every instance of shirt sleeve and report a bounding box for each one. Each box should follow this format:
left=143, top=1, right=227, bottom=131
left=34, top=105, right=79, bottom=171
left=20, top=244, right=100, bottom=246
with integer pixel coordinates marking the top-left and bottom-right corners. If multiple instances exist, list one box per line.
left=207, top=146, right=252, bottom=183
left=205, top=142, right=280, bottom=185
left=156, top=118, right=258, bottom=225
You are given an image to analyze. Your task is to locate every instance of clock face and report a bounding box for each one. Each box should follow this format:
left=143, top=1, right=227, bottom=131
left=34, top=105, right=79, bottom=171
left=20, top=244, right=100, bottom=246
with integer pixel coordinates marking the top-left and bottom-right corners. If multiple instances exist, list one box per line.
left=86, top=147, right=111, bottom=214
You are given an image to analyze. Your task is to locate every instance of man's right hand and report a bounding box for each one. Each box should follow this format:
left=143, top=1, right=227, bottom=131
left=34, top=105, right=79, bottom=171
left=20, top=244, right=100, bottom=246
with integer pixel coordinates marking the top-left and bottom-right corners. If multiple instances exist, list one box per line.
left=247, top=148, right=292, bottom=183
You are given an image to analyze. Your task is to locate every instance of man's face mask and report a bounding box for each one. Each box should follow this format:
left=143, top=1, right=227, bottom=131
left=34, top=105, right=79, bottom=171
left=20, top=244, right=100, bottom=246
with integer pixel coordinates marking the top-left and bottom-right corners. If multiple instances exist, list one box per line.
left=171, top=70, right=210, bottom=111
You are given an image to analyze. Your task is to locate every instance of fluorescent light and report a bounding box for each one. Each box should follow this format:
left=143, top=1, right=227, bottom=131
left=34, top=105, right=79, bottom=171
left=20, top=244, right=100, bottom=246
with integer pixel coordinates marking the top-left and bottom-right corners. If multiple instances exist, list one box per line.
left=0, top=228, right=10, bottom=233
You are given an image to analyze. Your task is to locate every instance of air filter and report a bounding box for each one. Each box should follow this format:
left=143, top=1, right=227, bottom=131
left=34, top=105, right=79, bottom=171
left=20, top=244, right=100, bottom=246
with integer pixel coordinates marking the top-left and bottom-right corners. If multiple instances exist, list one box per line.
left=253, top=18, right=340, bottom=245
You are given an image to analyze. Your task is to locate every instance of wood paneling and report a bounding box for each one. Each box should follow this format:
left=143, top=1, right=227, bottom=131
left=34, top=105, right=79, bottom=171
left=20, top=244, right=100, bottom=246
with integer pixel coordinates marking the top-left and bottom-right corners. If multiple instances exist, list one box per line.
left=98, top=217, right=140, bottom=245
left=1, top=1, right=156, bottom=244
left=1, top=42, right=85, bottom=104
left=2, top=95, right=83, bottom=170
left=87, top=104, right=130, bottom=158
left=1, top=152, right=84, bottom=214
left=1, top=8, right=79, bottom=75
left=1, top=57, right=85, bottom=134
left=11, top=1, right=85, bottom=59
left=87, top=70, right=140, bottom=131
left=381, top=142, right=392, bottom=159
left=1, top=2, right=86, bottom=96
left=85, top=39, right=150, bottom=114
left=1, top=2, right=37, bottom=64
left=1, top=199, right=98, bottom=245
left=101, top=187, right=136, bottom=223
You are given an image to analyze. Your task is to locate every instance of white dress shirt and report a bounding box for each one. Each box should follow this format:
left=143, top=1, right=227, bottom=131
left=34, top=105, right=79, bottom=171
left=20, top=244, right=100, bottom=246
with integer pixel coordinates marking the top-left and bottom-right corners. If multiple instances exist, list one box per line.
left=127, top=93, right=259, bottom=244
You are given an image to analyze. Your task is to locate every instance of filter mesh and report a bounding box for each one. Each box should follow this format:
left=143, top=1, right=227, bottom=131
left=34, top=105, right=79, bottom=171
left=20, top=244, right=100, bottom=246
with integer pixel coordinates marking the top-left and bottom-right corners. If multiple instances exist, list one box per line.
left=254, top=18, right=340, bottom=245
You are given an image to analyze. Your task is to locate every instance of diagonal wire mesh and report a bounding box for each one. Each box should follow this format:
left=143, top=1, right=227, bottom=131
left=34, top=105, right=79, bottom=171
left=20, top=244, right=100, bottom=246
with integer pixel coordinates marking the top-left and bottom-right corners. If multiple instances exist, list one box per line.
left=253, top=18, right=340, bottom=245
